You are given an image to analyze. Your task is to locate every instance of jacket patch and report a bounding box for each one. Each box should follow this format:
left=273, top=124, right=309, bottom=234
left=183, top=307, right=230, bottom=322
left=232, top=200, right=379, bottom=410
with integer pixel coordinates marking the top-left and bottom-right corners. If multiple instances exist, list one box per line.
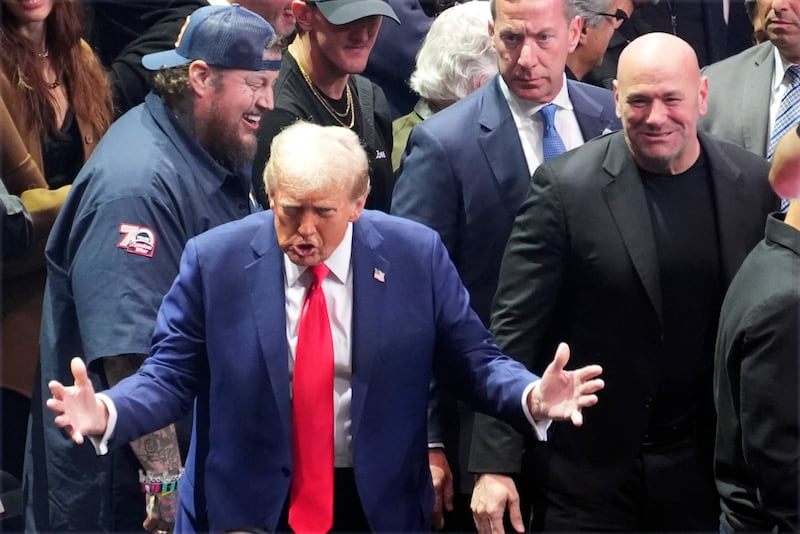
left=117, top=224, right=156, bottom=258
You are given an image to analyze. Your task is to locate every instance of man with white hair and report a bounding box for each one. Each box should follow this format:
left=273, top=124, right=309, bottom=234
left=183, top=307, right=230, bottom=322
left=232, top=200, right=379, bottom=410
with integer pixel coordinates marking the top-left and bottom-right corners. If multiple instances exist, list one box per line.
left=391, top=0, right=497, bottom=170
left=45, top=122, right=606, bottom=533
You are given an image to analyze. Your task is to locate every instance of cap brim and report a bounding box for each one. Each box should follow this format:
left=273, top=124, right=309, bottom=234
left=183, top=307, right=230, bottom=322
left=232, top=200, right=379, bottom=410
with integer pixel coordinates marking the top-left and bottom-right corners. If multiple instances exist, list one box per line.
left=314, top=0, right=400, bottom=25
left=142, top=50, right=191, bottom=71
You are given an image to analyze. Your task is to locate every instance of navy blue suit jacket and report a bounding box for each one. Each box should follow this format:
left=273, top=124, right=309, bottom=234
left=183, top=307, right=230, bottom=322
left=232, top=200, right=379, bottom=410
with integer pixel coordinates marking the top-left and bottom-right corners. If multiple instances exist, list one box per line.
left=105, top=210, right=538, bottom=532
left=392, top=74, right=620, bottom=326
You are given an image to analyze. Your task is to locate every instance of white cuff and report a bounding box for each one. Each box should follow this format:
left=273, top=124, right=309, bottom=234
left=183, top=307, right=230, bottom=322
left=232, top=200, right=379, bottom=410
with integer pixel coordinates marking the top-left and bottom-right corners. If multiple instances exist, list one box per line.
left=89, top=393, right=118, bottom=455
left=521, top=380, right=551, bottom=441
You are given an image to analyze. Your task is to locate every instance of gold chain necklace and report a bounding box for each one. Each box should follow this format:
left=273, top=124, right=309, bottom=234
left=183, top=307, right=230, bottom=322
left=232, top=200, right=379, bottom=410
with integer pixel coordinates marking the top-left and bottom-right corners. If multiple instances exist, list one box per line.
left=289, top=47, right=355, bottom=129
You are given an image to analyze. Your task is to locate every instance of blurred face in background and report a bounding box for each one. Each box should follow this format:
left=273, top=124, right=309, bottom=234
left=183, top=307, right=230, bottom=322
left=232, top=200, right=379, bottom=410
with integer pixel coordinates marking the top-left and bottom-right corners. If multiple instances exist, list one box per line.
left=239, top=0, right=296, bottom=37
left=3, top=0, right=54, bottom=30
left=581, top=12, right=617, bottom=69
left=295, top=0, right=383, bottom=78
left=764, top=0, right=800, bottom=62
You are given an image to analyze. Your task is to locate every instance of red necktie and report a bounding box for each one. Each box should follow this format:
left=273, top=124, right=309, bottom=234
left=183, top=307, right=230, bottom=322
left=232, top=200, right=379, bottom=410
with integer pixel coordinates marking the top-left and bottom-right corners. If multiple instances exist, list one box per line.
left=289, top=263, right=334, bottom=533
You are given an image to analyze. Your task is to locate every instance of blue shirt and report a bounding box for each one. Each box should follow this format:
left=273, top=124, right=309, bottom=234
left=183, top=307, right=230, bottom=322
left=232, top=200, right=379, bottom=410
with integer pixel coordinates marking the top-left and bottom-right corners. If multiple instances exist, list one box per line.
left=24, top=92, right=257, bottom=532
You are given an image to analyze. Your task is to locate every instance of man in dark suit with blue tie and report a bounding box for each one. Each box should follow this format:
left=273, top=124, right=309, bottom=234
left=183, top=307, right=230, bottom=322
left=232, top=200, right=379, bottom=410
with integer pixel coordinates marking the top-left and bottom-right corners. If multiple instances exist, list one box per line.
left=44, top=121, right=606, bottom=533
left=390, top=0, right=621, bottom=526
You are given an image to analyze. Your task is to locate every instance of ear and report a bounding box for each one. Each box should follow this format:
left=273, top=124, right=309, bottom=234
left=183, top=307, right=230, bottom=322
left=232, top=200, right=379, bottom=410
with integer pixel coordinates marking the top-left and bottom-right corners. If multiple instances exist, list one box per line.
left=293, top=0, right=314, bottom=32
left=697, top=75, right=709, bottom=116
left=188, top=60, right=215, bottom=98
left=612, top=79, right=622, bottom=118
left=567, top=15, right=582, bottom=54
left=348, top=193, right=368, bottom=222
left=579, top=23, right=589, bottom=44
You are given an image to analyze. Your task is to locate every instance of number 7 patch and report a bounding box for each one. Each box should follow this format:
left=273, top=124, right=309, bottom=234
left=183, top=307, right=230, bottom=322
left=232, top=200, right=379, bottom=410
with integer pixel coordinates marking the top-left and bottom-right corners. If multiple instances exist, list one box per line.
left=117, top=223, right=157, bottom=258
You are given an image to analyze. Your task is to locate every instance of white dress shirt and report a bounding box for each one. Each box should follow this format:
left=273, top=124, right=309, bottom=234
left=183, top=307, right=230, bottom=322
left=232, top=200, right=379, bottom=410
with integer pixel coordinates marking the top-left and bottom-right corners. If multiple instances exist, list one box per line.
left=94, top=223, right=550, bottom=458
left=283, top=223, right=355, bottom=467
left=499, top=74, right=586, bottom=176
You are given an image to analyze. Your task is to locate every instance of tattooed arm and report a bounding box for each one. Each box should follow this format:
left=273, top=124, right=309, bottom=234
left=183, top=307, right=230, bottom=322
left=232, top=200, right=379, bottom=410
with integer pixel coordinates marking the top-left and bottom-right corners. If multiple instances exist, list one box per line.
left=105, top=354, right=181, bottom=530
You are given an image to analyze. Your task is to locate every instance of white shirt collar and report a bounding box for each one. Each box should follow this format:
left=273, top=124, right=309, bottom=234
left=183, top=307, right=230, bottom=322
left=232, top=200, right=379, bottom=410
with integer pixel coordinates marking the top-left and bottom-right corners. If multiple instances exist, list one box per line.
left=498, top=73, right=574, bottom=118
left=283, top=223, right=353, bottom=287
left=772, top=46, right=799, bottom=91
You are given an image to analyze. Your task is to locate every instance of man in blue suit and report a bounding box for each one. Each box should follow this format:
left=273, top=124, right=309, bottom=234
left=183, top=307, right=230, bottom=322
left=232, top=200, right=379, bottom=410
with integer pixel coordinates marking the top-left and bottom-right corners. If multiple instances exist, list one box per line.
left=391, top=0, right=621, bottom=526
left=45, top=122, right=605, bottom=533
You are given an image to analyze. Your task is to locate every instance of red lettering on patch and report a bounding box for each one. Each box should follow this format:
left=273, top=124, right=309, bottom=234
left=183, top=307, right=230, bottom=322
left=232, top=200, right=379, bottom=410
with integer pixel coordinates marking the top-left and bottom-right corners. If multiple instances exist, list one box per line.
left=117, top=224, right=156, bottom=258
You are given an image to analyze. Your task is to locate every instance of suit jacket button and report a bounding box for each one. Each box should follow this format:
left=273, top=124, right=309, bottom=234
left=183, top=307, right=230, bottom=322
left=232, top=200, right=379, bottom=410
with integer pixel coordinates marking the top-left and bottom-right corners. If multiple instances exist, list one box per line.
left=281, top=466, right=291, bottom=478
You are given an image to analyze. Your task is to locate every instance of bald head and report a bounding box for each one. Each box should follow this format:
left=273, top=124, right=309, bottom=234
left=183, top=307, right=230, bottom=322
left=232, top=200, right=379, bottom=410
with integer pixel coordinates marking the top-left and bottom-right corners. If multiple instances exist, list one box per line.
left=613, top=33, right=708, bottom=174
left=617, top=32, right=700, bottom=88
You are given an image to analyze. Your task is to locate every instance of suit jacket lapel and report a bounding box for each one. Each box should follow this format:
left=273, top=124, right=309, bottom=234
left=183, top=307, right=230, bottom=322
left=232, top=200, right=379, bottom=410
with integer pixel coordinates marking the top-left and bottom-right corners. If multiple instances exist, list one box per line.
left=567, top=80, right=613, bottom=141
left=601, top=134, right=664, bottom=328
left=741, top=43, right=774, bottom=154
left=245, top=217, right=292, bottom=438
left=349, top=216, right=390, bottom=440
left=477, top=76, right=531, bottom=205
left=700, top=132, right=759, bottom=286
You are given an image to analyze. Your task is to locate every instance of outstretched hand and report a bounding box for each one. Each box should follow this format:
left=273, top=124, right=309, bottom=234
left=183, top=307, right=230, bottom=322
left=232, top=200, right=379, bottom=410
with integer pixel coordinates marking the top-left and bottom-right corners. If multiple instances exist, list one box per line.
left=46, top=357, right=109, bottom=444
left=529, top=342, right=604, bottom=425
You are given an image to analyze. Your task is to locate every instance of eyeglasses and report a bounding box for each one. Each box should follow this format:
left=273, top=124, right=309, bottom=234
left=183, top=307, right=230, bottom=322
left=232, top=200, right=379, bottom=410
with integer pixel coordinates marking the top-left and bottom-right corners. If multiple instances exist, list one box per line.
left=592, top=8, right=629, bottom=27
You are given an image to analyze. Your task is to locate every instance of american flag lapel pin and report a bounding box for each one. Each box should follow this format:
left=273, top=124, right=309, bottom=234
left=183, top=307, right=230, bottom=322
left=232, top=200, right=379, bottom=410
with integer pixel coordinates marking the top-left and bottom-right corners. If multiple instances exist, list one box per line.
left=373, top=267, right=385, bottom=283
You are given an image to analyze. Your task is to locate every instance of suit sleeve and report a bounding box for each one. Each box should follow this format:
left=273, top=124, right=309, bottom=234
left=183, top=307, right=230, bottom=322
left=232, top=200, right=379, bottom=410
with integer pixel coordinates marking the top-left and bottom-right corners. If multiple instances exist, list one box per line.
left=427, top=230, right=535, bottom=434
left=391, top=122, right=461, bottom=256
left=737, top=292, right=800, bottom=531
left=469, top=163, right=568, bottom=474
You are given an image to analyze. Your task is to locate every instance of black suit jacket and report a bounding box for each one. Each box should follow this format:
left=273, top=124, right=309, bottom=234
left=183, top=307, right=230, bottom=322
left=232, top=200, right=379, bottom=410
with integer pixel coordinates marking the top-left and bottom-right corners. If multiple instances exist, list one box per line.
left=715, top=214, right=800, bottom=533
left=469, top=131, right=776, bottom=526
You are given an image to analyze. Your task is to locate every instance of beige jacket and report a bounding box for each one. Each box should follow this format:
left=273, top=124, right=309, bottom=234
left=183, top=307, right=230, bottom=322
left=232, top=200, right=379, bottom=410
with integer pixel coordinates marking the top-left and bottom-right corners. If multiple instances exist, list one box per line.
left=1, top=40, right=103, bottom=397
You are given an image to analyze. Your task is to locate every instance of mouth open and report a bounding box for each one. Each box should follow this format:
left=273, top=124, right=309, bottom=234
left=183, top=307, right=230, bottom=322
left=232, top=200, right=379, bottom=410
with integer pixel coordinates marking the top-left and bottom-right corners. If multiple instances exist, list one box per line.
left=243, top=113, right=261, bottom=129
left=293, top=243, right=315, bottom=257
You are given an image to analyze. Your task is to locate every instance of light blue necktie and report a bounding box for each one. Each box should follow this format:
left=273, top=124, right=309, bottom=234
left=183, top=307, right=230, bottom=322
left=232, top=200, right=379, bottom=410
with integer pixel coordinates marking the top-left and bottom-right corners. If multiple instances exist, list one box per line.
left=769, top=65, right=800, bottom=212
left=540, top=103, right=566, bottom=161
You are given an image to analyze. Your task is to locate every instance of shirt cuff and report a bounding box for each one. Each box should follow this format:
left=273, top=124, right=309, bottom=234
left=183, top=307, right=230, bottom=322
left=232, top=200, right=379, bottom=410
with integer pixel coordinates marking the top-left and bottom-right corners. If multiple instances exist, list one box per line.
left=521, top=380, right=551, bottom=441
left=89, top=393, right=118, bottom=455
left=428, top=442, right=445, bottom=449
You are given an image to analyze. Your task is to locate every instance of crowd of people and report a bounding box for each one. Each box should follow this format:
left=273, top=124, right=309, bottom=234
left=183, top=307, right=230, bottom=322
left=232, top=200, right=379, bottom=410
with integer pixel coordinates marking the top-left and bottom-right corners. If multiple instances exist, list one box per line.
left=1, top=0, right=798, bottom=532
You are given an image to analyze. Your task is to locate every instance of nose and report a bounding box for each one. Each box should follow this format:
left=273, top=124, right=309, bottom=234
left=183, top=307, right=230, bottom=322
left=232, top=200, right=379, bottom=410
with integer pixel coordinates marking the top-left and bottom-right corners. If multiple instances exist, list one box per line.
left=298, top=212, right=317, bottom=237
left=349, top=16, right=380, bottom=42
left=256, top=87, right=274, bottom=112
left=518, top=42, right=537, bottom=69
left=646, top=100, right=668, bottom=125
left=770, top=0, right=787, bottom=12
left=349, top=19, right=370, bottom=42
